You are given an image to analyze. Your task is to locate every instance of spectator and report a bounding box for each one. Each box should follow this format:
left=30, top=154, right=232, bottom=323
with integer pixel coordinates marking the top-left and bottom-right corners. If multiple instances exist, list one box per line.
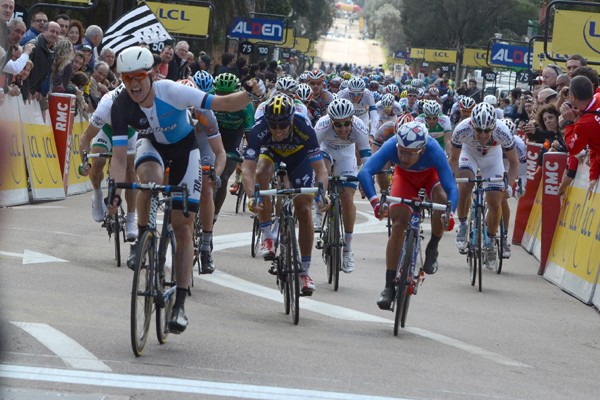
left=156, top=44, right=173, bottom=80
left=67, top=19, right=84, bottom=46
left=20, top=11, right=47, bottom=46
left=541, top=64, right=562, bottom=90
left=0, top=0, right=15, bottom=51
left=234, top=56, right=247, bottom=78
left=6, top=59, right=32, bottom=99
left=467, top=78, right=482, bottom=103
left=25, top=21, right=60, bottom=101
left=55, top=13, right=70, bottom=37
left=1, top=19, right=30, bottom=84
left=566, top=54, right=587, bottom=79
left=70, top=50, right=85, bottom=74
left=78, top=44, right=93, bottom=75
left=70, top=70, right=91, bottom=117
left=214, top=52, right=234, bottom=76
left=456, top=79, right=468, bottom=96
left=189, top=53, right=210, bottom=75
left=50, top=36, right=74, bottom=93
left=98, top=46, right=119, bottom=88
left=80, top=25, right=103, bottom=68
left=89, top=60, right=110, bottom=106
left=556, top=73, right=569, bottom=92
left=166, top=40, right=190, bottom=80
left=530, top=103, right=561, bottom=144
left=572, top=66, right=599, bottom=92
left=537, top=88, right=558, bottom=105
left=560, top=75, right=600, bottom=193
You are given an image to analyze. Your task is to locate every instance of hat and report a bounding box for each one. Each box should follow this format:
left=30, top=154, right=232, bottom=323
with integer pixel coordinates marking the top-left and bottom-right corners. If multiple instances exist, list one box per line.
left=200, top=55, right=211, bottom=66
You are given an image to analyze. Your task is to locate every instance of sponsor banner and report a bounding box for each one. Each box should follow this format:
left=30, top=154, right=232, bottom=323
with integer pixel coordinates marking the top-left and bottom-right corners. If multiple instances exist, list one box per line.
left=539, top=152, right=567, bottom=274
left=294, top=37, right=310, bottom=53
left=48, top=93, right=76, bottom=194
left=552, top=10, right=600, bottom=64
left=67, top=116, right=93, bottom=195
left=0, top=96, right=28, bottom=206
left=19, top=101, right=65, bottom=201
left=521, top=178, right=543, bottom=256
left=512, top=142, right=543, bottom=244
left=146, top=1, right=211, bottom=37
left=229, top=17, right=285, bottom=43
left=409, top=48, right=424, bottom=59
left=531, top=40, right=600, bottom=74
left=423, top=49, right=457, bottom=64
left=306, top=42, right=317, bottom=57
left=462, top=48, right=488, bottom=68
left=594, top=267, right=600, bottom=310
left=544, top=162, right=600, bottom=305
left=490, top=43, right=532, bottom=69
left=248, top=27, right=294, bottom=47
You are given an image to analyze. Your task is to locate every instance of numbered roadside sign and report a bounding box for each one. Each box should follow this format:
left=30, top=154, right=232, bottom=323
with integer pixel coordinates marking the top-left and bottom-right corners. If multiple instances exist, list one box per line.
left=256, top=45, right=270, bottom=57
left=280, top=49, right=290, bottom=59
left=483, top=70, right=497, bottom=82
left=239, top=41, right=254, bottom=55
left=517, top=70, right=532, bottom=83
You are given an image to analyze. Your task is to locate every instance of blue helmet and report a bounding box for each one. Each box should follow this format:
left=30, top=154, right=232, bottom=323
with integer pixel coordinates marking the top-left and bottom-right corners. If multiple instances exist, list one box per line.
left=192, top=70, right=214, bottom=92
left=396, top=120, right=429, bottom=149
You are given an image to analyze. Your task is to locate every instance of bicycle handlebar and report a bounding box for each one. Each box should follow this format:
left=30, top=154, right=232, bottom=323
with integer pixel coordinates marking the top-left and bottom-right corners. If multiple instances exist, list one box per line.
left=329, top=175, right=360, bottom=183
left=108, top=179, right=190, bottom=217
left=254, top=186, right=320, bottom=197
left=381, top=192, right=449, bottom=212
left=455, top=176, right=504, bottom=184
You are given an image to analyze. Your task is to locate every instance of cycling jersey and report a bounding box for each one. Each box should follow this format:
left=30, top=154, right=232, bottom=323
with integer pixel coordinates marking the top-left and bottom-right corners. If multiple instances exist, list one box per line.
left=194, top=108, right=221, bottom=166
left=358, top=134, right=458, bottom=211
left=89, top=84, right=136, bottom=151
left=312, top=89, right=335, bottom=115
left=372, top=120, right=396, bottom=148
left=375, top=100, right=403, bottom=128
left=244, top=114, right=323, bottom=188
left=415, top=113, right=452, bottom=149
left=398, top=98, right=419, bottom=114
left=337, top=88, right=379, bottom=136
left=214, top=103, right=254, bottom=131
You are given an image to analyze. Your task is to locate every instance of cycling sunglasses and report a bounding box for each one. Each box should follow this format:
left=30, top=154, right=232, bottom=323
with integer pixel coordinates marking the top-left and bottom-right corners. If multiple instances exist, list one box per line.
left=333, top=121, right=352, bottom=128
left=122, top=71, right=150, bottom=84
left=267, top=120, right=292, bottom=130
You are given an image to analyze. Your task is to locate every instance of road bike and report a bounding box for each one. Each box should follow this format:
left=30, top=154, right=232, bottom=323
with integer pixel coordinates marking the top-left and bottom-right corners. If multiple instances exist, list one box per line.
left=455, top=176, right=505, bottom=292
left=80, top=151, right=128, bottom=267
left=253, top=183, right=322, bottom=325
left=192, top=165, right=216, bottom=275
left=381, top=190, right=450, bottom=336
left=316, top=175, right=359, bottom=291
left=109, top=179, right=188, bottom=356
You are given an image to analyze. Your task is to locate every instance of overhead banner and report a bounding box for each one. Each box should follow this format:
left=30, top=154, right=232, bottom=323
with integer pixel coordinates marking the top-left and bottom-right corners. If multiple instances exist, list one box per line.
left=294, top=37, right=310, bottom=53
left=146, top=1, right=211, bottom=37
left=409, top=48, right=424, bottom=59
left=423, top=49, right=457, bottom=64
left=248, top=28, right=294, bottom=47
left=229, top=17, right=285, bottom=43
left=490, top=42, right=531, bottom=69
left=552, top=9, right=600, bottom=63
left=462, top=48, right=488, bottom=68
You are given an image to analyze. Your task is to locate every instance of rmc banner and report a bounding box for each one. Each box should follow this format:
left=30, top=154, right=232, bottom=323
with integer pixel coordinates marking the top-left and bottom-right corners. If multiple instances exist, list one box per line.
left=552, top=9, right=600, bottom=62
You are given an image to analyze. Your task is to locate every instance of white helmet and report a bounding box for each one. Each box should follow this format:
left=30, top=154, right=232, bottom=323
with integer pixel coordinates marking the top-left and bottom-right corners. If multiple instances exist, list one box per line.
left=117, top=46, right=154, bottom=73
left=328, top=98, right=355, bottom=120
left=422, top=101, right=441, bottom=117
left=502, top=118, right=516, bottom=135
left=396, top=120, right=428, bottom=149
left=276, top=76, right=298, bottom=93
left=484, top=94, right=498, bottom=106
left=348, top=77, right=366, bottom=93
left=471, top=102, right=497, bottom=130
left=381, top=93, right=395, bottom=107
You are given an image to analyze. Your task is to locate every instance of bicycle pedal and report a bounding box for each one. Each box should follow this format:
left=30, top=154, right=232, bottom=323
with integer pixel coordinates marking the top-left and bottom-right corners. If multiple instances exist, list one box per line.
left=268, top=266, right=278, bottom=275
left=315, top=239, right=323, bottom=250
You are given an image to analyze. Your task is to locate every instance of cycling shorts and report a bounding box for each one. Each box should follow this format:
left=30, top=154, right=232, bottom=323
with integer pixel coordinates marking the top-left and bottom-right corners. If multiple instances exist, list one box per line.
left=259, top=148, right=315, bottom=189
left=391, top=167, right=440, bottom=210
left=458, top=146, right=504, bottom=191
left=321, top=147, right=358, bottom=189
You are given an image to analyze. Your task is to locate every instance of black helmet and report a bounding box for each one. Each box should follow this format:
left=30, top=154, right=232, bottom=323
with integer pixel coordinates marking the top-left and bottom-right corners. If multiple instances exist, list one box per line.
left=265, top=94, right=294, bottom=123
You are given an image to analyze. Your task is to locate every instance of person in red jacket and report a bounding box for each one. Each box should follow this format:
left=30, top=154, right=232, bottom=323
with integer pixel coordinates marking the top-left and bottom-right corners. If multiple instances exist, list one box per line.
left=560, top=75, right=600, bottom=196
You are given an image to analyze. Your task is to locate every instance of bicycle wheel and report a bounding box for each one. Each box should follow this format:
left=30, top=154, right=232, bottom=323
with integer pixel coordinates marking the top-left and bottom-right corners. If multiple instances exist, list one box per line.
left=285, top=216, right=301, bottom=325
left=157, top=229, right=176, bottom=344
left=278, top=224, right=290, bottom=315
left=323, top=212, right=333, bottom=284
left=467, top=211, right=477, bottom=287
left=192, top=212, right=202, bottom=276
left=130, top=230, right=154, bottom=357
left=394, top=229, right=414, bottom=335
left=235, top=185, right=245, bottom=213
left=332, top=201, right=342, bottom=292
left=113, top=214, right=122, bottom=267
left=476, top=206, right=483, bottom=292
left=251, top=216, right=261, bottom=257
left=496, top=217, right=504, bottom=274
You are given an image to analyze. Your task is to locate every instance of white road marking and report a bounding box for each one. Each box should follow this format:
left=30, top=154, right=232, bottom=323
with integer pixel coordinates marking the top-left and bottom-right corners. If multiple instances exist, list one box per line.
left=6, top=205, right=66, bottom=209
left=0, top=250, right=68, bottom=265
left=10, top=322, right=111, bottom=371
left=201, top=271, right=530, bottom=368
left=0, top=364, right=411, bottom=400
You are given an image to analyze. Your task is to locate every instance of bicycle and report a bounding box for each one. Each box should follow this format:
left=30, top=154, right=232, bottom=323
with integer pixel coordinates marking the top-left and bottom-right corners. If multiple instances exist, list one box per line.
left=253, top=182, right=322, bottom=325
left=80, top=151, right=127, bottom=267
left=109, top=179, right=189, bottom=356
left=455, top=175, right=505, bottom=292
left=316, top=175, right=359, bottom=291
left=381, top=190, right=450, bottom=336
left=192, top=165, right=216, bottom=274
left=226, top=152, right=247, bottom=214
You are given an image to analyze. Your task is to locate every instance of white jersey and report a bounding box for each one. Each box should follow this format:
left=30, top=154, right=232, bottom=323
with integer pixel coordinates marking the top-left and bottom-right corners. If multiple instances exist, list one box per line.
left=89, top=83, right=126, bottom=128
left=336, top=88, right=379, bottom=135
left=399, top=97, right=419, bottom=114
left=375, top=100, right=403, bottom=128
left=452, top=118, right=515, bottom=156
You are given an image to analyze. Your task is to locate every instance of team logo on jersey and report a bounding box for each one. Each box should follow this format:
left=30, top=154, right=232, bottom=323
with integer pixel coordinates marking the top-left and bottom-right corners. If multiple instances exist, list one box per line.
left=273, top=144, right=304, bottom=157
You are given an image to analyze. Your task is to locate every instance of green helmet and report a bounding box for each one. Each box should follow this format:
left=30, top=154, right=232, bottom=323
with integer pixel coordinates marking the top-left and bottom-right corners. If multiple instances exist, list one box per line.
left=214, top=73, right=240, bottom=93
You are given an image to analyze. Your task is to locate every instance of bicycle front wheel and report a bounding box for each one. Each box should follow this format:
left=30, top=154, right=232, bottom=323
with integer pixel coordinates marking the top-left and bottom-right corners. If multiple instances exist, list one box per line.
left=394, top=229, right=414, bottom=335
left=113, top=214, right=122, bottom=267
left=496, top=217, right=504, bottom=274
left=131, top=230, right=154, bottom=357
left=332, top=202, right=342, bottom=292
left=192, top=212, right=202, bottom=276
left=285, top=217, right=301, bottom=325
left=251, top=216, right=261, bottom=257
left=157, top=229, right=176, bottom=344
left=476, top=206, right=483, bottom=292
left=467, top=210, right=477, bottom=287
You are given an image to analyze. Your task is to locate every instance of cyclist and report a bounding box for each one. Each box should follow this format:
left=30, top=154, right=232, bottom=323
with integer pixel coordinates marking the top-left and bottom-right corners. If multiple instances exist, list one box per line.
left=191, top=70, right=226, bottom=274
left=255, top=76, right=309, bottom=122
left=450, top=102, right=520, bottom=269
left=211, top=73, right=257, bottom=220
left=242, top=94, right=329, bottom=295
left=386, top=83, right=400, bottom=101
left=79, top=84, right=138, bottom=241
left=358, top=120, right=458, bottom=310
left=108, top=46, right=261, bottom=334
left=376, top=93, right=403, bottom=129
left=307, top=69, right=335, bottom=117
left=337, top=77, right=379, bottom=138
left=450, top=96, right=476, bottom=127
left=328, top=76, right=342, bottom=95
left=314, top=98, right=371, bottom=273
left=399, top=86, right=419, bottom=114
left=416, top=100, right=452, bottom=154
left=295, top=83, right=322, bottom=126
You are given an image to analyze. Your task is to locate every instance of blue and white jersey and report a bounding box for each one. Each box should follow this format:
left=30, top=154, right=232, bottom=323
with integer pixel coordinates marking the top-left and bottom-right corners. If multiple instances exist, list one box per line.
left=111, top=79, right=213, bottom=146
left=314, top=114, right=371, bottom=163
left=375, top=100, right=403, bottom=128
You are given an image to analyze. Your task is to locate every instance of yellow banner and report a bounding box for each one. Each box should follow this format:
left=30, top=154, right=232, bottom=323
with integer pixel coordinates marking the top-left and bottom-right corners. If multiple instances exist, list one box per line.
left=0, top=120, right=27, bottom=192
left=146, top=1, right=211, bottom=37
left=462, top=48, right=488, bottom=68
left=294, top=37, right=310, bottom=53
left=410, top=48, right=424, bottom=59
left=306, top=42, right=317, bottom=57
left=249, top=28, right=295, bottom=47
left=424, top=49, right=457, bottom=63
left=552, top=9, right=600, bottom=63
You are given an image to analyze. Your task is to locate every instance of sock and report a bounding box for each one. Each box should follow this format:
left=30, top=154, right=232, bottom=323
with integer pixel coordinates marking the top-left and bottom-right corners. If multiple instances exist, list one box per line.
left=138, top=225, right=148, bottom=238
left=174, top=287, right=187, bottom=309
left=459, top=217, right=467, bottom=224
left=94, top=188, right=103, bottom=203
left=201, top=230, right=212, bottom=252
left=385, top=269, right=396, bottom=288
left=427, top=234, right=441, bottom=251
left=126, top=212, right=136, bottom=224
left=344, top=232, right=353, bottom=253
left=260, top=221, right=273, bottom=239
left=301, top=256, right=311, bottom=275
